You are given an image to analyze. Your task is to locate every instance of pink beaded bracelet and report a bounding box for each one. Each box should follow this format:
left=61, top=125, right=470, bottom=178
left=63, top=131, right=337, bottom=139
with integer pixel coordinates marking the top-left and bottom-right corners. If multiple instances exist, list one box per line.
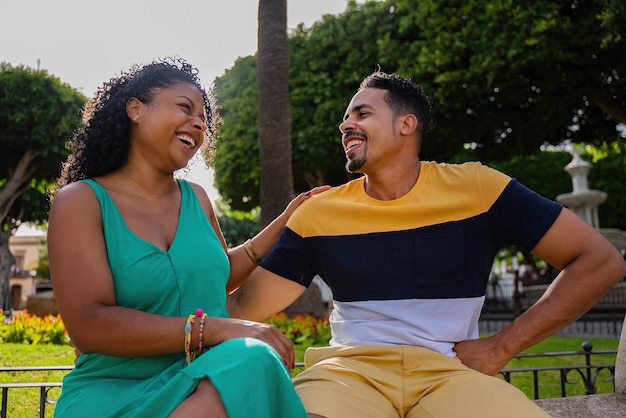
left=197, top=310, right=207, bottom=353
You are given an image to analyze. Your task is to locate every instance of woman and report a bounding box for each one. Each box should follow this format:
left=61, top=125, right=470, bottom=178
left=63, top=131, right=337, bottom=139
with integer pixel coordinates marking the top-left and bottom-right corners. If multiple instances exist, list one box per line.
left=48, top=57, right=322, bottom=417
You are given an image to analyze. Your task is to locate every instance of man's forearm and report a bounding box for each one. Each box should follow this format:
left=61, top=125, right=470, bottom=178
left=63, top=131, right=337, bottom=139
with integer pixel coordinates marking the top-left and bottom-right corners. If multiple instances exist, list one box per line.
left=226, top=267, right=307, bottom=321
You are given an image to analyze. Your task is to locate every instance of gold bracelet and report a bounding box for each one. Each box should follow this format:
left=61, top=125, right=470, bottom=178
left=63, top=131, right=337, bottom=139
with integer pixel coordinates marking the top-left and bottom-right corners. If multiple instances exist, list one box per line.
left=243, top=239, right=262, bottom=265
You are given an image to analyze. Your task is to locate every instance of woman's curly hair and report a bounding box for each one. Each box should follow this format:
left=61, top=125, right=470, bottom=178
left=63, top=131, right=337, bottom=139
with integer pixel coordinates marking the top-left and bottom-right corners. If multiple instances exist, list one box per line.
left=56, top=56, right=219, bottom=189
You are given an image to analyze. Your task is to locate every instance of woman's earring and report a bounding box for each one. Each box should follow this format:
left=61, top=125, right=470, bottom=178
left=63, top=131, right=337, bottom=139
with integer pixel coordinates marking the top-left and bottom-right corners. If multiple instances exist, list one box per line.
left=134, top=115, right=139, bottom=121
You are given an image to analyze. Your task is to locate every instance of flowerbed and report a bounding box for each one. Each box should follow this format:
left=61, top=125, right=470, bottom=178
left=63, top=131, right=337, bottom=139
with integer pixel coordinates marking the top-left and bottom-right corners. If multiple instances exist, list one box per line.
left=0, top=310, right=330, bottom=347
left=0, top=310, right=67, bottom=345
left=265, top=313, right=331, bottom=346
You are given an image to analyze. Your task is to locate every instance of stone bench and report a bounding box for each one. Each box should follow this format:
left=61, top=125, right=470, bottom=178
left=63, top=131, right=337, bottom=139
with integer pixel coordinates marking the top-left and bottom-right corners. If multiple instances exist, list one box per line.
left=534, top=315, right=626, bottom=417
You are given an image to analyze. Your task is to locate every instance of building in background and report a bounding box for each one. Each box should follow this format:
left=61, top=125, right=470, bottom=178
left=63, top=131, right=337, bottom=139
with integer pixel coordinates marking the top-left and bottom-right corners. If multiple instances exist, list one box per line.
left=8, top=231, right=46, bottom=310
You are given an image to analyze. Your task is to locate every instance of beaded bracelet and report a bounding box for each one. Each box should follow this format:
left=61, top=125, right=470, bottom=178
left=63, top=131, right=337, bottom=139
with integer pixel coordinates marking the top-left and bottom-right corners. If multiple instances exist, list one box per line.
left=243, top=238, right=262, bottom=265
left=197, top=310, right=207, bottom=353
left=184, top=315, right=195, bottom=365
left=185, top=309, right=209, bottom=366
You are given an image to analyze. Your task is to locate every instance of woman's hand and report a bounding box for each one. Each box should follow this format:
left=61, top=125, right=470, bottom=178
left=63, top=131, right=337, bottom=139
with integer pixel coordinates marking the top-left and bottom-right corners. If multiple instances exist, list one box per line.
left=209, top=317, right=296, bottom=369
left=282, top=185, right=331, bottom=220
left=225, top=185, right=331, bottom=293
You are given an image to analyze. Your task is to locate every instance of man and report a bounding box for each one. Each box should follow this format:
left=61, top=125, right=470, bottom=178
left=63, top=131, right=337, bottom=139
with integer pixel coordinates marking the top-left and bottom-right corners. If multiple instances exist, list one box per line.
left=229, top=72, right=626, bottom=417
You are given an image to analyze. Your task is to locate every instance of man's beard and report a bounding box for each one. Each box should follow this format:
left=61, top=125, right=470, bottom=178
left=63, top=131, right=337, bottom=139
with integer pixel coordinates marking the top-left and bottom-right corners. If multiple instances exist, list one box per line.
left=345, top=154, right=365, bottom=173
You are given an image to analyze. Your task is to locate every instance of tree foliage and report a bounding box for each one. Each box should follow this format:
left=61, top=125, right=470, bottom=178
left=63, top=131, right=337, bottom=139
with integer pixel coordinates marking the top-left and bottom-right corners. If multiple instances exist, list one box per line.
left=489, top=150, right=573, bottom=203
left=215, top=0, right=391, bottom=208
left=213, top=56, right=260, bottom=211
left=213, top=0, right=625, bottom=210
left=0, top=62, right=86, bottom=309
left=0, top=63, right=86, bottom=226
left=583, top=140, right=626, bottom=230
left=390, top=0, right=626, bottom=162
left=214, top=200, right=260, bottom=248
left=288, top=0, right=396, bottom=191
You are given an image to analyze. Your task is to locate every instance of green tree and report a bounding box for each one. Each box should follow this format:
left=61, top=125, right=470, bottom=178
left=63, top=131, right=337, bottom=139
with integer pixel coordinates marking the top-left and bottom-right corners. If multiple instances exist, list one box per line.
left=288, top=0, right=395, bottom=191
left=213, top=56, right=260, bottom=211
left=213, top=0, right=625, bottom=209
left=0, top=63, right=86, bottom=310
left=389, top=0, right=626, bottom=162
left=35, top=240, right=50, bottom=280
left=215, top=200, right=260, bottom=248
left=583, top=140, right=626, bottom=231
left=214, top=0, right=390, bottom=208
left=488, top=150, right=573, bottom=203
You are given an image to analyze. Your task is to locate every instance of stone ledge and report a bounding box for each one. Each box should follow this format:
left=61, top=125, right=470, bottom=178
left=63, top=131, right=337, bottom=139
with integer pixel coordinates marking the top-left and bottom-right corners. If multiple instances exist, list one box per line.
left=534, top=393, right=626, bottom=418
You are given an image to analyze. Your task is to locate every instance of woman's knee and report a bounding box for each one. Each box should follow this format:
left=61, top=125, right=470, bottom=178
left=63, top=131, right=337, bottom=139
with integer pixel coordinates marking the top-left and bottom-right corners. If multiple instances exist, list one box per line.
left=222, top=337, right=284, bottom=370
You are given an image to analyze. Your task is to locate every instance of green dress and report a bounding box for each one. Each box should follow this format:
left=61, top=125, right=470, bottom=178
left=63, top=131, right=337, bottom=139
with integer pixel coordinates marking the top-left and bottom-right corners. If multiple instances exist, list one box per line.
left=54, top=179, right=307, bottom=418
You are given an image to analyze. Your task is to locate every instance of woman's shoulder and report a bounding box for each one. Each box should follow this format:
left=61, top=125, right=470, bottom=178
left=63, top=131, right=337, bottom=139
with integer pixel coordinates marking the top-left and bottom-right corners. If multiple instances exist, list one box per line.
left=180, top=179, right=212, bottom=205
left=179, top=179, right=217, bottom=220
left=48, top=181, right=104, bottom=242
left=50, top=181, right=100, bottom=216
left=53, top=180, right=98, bottom=201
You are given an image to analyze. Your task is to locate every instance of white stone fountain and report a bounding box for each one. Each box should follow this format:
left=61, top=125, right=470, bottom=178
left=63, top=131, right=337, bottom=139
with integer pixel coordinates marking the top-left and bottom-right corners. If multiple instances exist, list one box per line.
left=557, top=145, right=626, bottom=255
left=516, top=144, right=626, bottom=312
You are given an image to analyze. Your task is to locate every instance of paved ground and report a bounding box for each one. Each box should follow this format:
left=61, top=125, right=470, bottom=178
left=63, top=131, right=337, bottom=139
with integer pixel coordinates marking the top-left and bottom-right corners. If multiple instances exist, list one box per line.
left=535, top=393, right=626, bottom=417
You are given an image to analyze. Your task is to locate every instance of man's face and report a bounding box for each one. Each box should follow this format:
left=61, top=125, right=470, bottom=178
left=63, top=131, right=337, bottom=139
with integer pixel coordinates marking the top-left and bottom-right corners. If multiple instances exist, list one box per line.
left=339, top=88, right=396, bottom=173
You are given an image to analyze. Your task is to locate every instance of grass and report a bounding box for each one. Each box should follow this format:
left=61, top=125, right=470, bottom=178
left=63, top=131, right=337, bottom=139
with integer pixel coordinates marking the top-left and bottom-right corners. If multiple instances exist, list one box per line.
left=0, top=336, right=619, bottom=417
left=0, top=344, right=74, bottom=418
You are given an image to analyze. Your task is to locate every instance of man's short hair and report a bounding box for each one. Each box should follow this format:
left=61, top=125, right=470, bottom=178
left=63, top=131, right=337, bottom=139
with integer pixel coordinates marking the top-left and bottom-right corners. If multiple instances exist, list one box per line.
left=359, top=72, right=432, bottom=140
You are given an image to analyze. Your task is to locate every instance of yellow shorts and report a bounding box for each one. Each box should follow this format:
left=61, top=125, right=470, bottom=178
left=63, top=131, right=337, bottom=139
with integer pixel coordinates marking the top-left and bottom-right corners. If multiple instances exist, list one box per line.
left=292, top=344, right=549, bottom=418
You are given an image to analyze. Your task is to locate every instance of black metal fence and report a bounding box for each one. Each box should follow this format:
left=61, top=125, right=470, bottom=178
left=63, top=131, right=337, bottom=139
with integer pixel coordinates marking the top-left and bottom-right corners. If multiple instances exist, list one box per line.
left=483, top=273, right=626, bottom=320
left=480, top=312, right=625, bottom=338
left=0, top=344, right=619, bottom=417
left=499, top=342, right=617, bottom=399
left=0, top=366, right=71, bottom=418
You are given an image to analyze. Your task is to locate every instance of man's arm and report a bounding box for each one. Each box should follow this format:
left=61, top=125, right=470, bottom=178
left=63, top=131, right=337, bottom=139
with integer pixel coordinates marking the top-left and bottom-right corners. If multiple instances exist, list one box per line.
left=455, top=208, right=626, bottom=375
left=227, top=267, right=307, bottom=322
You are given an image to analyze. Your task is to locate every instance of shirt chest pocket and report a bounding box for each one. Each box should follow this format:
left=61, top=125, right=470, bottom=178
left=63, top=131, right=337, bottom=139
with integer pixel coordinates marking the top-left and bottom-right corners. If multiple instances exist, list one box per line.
left=414, top=227, right=465, bottom=291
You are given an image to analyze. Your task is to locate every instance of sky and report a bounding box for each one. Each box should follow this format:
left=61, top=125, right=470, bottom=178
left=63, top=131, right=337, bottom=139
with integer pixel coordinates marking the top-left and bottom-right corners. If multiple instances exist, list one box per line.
left=2, top=0, right=355, bottom=235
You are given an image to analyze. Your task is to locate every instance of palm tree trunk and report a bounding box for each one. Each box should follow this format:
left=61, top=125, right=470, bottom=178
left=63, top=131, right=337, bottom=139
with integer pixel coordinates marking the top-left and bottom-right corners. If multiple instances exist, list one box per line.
left=257, top=0, right=294, bottom=228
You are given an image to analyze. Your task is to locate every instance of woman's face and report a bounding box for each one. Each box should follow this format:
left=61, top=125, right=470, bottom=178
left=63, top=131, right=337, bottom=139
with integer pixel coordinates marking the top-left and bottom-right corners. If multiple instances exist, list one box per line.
left=129, top=81, right=207, bottom=172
